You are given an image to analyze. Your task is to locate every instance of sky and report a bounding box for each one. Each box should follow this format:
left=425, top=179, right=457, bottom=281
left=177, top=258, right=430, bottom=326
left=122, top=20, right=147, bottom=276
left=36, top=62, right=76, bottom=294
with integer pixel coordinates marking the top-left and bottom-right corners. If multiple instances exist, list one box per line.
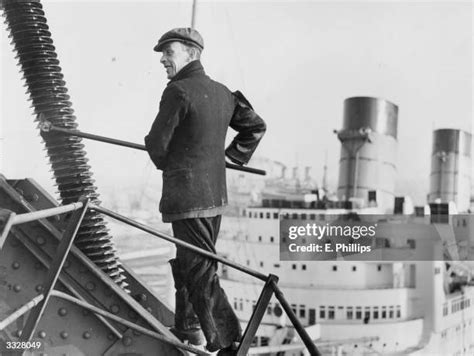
left=1, top=0, right=473, bottom=205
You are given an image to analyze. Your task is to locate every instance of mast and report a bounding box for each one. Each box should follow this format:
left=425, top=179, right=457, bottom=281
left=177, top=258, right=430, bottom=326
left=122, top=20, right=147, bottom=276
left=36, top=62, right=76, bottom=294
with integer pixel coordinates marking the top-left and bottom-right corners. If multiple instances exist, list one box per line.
left=191, top=0, right=197, bottom=28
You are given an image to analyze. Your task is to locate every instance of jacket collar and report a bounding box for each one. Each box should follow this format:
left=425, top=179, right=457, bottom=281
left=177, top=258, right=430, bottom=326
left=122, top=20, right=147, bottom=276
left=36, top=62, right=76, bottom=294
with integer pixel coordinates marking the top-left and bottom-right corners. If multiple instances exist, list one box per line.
left=170, top=60, right=205, bottom=82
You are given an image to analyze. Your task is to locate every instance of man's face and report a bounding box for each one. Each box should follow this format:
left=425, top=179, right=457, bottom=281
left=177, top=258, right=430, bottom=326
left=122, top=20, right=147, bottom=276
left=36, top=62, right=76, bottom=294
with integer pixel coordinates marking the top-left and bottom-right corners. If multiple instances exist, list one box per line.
left=160, top=42, right=192, bottom=79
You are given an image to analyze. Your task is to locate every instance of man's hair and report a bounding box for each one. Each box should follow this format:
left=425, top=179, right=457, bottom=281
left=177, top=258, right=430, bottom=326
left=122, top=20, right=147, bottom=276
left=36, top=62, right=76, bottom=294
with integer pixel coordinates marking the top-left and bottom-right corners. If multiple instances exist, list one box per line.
left=181, top=42, right=202, bottom=60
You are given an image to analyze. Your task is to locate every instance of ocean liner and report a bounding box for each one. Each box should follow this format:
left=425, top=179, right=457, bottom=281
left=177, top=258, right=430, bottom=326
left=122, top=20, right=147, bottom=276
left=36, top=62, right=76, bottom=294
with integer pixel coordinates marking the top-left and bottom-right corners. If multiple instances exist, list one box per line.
left=217, top=97, right=474, bottom=355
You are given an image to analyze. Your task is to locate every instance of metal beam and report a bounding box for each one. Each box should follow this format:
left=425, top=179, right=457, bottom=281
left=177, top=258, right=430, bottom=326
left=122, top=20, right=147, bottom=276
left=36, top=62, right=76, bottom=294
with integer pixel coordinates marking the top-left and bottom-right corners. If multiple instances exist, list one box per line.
left=19, top=198, right=89, bottom=342
left=51, top=290, right=209, bottom=356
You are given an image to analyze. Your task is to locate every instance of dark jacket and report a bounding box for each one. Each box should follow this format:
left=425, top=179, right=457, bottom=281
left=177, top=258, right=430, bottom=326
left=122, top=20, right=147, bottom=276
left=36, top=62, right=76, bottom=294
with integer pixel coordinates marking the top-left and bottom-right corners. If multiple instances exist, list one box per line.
left=145, top=60, right=266, bottom=222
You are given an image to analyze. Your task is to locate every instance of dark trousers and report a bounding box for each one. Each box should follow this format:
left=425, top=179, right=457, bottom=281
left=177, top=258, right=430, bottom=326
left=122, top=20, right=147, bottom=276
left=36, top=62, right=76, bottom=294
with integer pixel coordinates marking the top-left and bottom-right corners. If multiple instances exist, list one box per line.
left=171, top=216, right=242, bottom=352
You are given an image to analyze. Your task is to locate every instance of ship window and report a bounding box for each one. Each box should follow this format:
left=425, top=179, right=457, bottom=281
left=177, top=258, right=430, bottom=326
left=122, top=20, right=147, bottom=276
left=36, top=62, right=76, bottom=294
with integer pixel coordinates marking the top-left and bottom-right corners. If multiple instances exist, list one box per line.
left=396, top=306, right=401, bottom=318
left=239, top=299, right=243, bottom=311
left=246, top=260, right=250, bottom=266
left=267, top=305, right=272, bottom=315
left=373, top=307, right=379, bottom=319
left=260, top=261, right=264, bottom=267
left=328, top=306, right=335, bottom=319
left=347, top=307, right=353, bottom=319
left=260, top=337, right=269, bottom=347
left=301, top=214, right=307, bottom=220
left=274, top=263, right=280, bottom=268
left=364, top=307, right=370, bottom=321
left=309, top=309, right=316, bottom=325
left=258, top=236, right=262, bottom=242
left=292, top=264, right=297, bottom=270
left=270, top=236, right=274, bottom=243
left=266, top=212, right=271, bottom=219
left=310, top=214, right=316, bottom=220
left=355, top=307, right=362, bottom=319
left=291, top=304, right=297, bottom=314
left=463, top=219, right=467, bottom=227
left=234, top=299, right=238, bottom=309
left=382, top=306, right=387, bottom=319
left=260, top=212, right=264, bottom=219
left=242, top=209, right=246, bottom=217
left=302, top=264, right=307, bottom=271
left=292, top=213, right=298, bottom=219
left=273, top=213, right=279, bottom=219
left=282, top=237, right=286, bottom=243
left=332, top=265, right=338, bottom=271
left=407, top=239, right=416, bottom=249
left=319, top=306, right=326, bottom=319
left=377, top=265, right=382, bottom=271
left=352, top=266, right=357, bottom=271
left=443, top=303, right=448, bottom=316
left=299, top=306, right=306, bottom=318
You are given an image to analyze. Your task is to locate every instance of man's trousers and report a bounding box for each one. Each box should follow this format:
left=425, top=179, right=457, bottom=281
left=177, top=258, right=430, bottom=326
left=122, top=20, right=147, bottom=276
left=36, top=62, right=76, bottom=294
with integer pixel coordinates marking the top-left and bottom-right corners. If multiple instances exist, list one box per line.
left=170, top=216, right=242, bottom=352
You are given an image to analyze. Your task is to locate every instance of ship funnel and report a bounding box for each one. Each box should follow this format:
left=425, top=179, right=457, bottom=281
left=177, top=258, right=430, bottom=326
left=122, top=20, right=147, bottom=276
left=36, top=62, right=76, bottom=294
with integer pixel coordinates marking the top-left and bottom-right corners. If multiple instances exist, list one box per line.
left=428, top=129, right=472, bottom=212
left=336, top=97, right=398, bottom=212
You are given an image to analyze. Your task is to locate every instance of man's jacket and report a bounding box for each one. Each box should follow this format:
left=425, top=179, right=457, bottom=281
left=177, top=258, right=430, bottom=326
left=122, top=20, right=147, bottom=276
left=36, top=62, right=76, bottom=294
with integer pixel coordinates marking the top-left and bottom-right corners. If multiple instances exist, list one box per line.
left=145, top=60, right=266, bottom=222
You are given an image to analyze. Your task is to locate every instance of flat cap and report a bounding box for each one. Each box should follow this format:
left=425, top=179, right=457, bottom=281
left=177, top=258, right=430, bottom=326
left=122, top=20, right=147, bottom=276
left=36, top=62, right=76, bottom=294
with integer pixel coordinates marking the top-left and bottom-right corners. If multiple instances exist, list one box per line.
left=154, top=28, right=204, bottom=52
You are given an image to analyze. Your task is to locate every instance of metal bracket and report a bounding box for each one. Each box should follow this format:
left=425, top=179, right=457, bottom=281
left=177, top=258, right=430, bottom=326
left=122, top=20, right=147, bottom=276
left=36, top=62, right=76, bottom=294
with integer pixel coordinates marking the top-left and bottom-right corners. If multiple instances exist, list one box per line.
left=237, top=274, right=279, bottom=356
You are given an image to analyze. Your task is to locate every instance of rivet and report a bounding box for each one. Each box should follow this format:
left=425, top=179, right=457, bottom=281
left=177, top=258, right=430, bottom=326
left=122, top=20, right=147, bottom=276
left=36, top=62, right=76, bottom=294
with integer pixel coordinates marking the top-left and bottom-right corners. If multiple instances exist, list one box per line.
left=35, top=285, right=44, bottom=293
left=83, top=331, right=91, bottom=339
left=11, top=261, right=20, bottom=270
left=58, top=308, right=68, bottom=316
left=122, top=336, right=132, bottom=346
left=25, top=193, right=39, bottom=202
left=13, top=284, right=21, bottom=292
left=85, top=281, right=96, bottom=291
left=107, top=333, right=115, bottom=341
left=136, top=294, right=147, bottom=303
left=34, top=262, right=43, bottom=270
left=110, top=304, right=120, bottom=314
left=82, top=309, right=90, bottom=316
left=36, top=236, right=46, bottom=245
left=38, top=331, right=46, bottom=339
left=60, top=331, right=68, bottom=339
left=133, top=330, right=141, bottom=337
left=146, top=307, right=152, bottom=313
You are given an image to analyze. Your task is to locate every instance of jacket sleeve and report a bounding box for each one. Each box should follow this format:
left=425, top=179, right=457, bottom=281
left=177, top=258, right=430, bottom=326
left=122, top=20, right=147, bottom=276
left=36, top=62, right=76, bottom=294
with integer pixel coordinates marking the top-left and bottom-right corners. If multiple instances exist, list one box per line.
left=225, top=91, right=266, bottom=165
left=144, top=84, right=188, bottom=170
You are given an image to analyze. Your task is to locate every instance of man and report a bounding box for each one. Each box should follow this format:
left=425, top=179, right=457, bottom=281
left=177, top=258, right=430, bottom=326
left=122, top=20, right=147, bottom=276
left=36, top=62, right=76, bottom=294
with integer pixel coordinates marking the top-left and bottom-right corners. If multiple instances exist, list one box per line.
left=144, top=28, right=266, bottom=355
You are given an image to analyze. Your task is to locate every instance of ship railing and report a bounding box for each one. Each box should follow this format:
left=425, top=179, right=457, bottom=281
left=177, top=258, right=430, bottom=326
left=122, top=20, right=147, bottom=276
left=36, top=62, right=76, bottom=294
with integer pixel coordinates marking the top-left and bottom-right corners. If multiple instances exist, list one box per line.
left=0, top=204, right=322, bottom=355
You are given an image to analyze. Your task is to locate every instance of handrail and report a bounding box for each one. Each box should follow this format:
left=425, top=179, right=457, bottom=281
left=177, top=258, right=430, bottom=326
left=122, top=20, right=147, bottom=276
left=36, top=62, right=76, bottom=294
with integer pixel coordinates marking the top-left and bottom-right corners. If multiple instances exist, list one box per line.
left=91, top=204, right=268, bottom=282
left=40, top=122, right=267, bottom=176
